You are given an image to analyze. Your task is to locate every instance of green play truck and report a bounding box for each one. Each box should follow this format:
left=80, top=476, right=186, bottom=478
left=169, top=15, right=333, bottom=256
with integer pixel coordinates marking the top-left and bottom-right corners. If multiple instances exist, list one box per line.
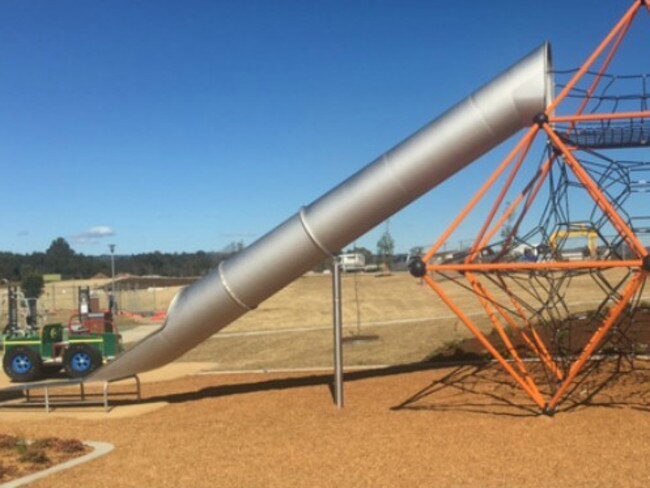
left=2, top=286, right=123, bottom=382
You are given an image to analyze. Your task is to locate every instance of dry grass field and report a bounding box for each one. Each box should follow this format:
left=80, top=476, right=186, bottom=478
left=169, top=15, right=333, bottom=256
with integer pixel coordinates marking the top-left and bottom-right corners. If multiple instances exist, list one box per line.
left=4, top=269, right=644, bottom=331
left=219, top=269, right=650, bottom=334
left=4, top=270, right=647, bottom=371
left=176, top=269, right=650, bottom=370
left=7, top=268, right=643, bottom=328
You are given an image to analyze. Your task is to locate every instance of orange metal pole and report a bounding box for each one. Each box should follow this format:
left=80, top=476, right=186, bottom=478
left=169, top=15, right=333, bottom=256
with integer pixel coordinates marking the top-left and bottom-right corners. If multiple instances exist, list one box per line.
left=422, top=127, right=539, bottom=263
left=551, top=111, right=650, bottom=123
left=465, top=274, right=542, bottom=395
left=547, top=1, right=641, bottom=113
left=484, top=276, right=563, bottom=380
left=467, top=127, right=538, bottom=263
left=428, top=260, right=642, bottom=273
left=470, top=274, right=564, bottom=380
left=547, top=272, right=646, bottom=411
left=507, top=298, right=564, bottom=381
left=423, top=274, right=546, bottom=408
left=474, top=154, right=556, bottom=253
left=544, top=124, right=648, bottom=257
left=571, top=14, right=634, bottom=122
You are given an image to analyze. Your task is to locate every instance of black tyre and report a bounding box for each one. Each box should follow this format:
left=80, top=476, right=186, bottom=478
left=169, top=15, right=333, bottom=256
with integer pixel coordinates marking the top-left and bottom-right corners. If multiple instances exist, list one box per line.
left=3, top=347, right=44, bottom=382
left=63, top=344, right=102, bottom=378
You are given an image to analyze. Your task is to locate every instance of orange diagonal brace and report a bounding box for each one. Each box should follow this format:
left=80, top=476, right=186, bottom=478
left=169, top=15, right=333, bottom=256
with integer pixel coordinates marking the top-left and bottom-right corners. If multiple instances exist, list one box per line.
left=475, top=154, right=556, bottom=254
left=422, top=127, right=539, bottom=263
left=465, top=273, right=543, bottom=396
left=423, top=274, right=546, bottom=408
left=477, top=275, right=564, bottom=381
left=571, top=11, right=635, bottom=123
left=544, top=124, right=648, bottom=258
left=548, top=1, right=642, bottom=113
left=467, top=127, right=538, bottom=262
left=547, top=272, right=647, bottom=411
left=507, top=299, right=564, bottom=381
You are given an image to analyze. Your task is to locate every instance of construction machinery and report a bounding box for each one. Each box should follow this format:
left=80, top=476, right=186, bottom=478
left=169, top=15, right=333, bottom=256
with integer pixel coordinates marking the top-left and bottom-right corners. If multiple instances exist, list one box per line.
left=549, top=223, right=599, bottom=260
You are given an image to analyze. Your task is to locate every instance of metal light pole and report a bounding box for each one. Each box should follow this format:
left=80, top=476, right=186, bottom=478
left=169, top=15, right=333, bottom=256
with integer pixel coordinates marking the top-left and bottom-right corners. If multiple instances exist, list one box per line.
left=109, top=244, right=116, bottom=314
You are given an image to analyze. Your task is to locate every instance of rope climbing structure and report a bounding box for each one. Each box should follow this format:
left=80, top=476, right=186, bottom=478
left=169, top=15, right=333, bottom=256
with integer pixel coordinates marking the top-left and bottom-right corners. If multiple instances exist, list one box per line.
left=411, top=0, right=650, bottom=414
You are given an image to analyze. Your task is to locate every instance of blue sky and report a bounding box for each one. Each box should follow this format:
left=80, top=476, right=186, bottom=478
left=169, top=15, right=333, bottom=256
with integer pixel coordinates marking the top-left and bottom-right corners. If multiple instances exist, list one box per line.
left=0, top=1, right=648, bottom=255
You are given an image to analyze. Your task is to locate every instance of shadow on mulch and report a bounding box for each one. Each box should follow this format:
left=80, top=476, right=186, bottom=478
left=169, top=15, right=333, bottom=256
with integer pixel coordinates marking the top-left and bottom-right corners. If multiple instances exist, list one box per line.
left=93, top=353, right=650, bottom=418
left=11, top=352, right=650, bottom=419
left=138, top=361, right=447, bottom=405
left=390, top=363, right=541, bottom=418
left=392, top=356, right=650, bottom=418
left=383, top=306, right=650, bottom=417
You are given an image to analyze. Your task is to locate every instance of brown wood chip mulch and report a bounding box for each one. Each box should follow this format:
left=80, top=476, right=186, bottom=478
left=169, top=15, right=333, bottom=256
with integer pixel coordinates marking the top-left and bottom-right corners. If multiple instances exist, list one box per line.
left=2, top=360, right=650, bottom=488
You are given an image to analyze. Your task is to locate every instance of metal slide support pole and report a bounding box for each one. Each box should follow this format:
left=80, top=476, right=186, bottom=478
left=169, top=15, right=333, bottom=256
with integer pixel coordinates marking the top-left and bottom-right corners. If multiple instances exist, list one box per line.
left=103, top=382, right=109, bottom=412
left=332, top=256, right=344, bottom=408
left=44, top=388, right=50, bottom=413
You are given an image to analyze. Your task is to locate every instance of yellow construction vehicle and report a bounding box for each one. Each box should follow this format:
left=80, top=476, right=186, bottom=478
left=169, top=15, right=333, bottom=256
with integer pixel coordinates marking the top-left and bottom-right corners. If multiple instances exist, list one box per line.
left=549, top=224, right=599, bottom=260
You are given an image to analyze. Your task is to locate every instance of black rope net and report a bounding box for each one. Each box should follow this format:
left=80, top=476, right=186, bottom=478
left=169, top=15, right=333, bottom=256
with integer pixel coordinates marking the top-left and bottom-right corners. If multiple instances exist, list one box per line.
left=429, top=145, right=650, bottom=400
left=553, top=70, right=650, bottom=149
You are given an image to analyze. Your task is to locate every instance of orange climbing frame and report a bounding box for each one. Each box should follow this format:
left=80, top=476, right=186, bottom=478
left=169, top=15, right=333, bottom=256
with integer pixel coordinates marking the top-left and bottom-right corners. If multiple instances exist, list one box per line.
left=419, top=0, right=650, bottom=414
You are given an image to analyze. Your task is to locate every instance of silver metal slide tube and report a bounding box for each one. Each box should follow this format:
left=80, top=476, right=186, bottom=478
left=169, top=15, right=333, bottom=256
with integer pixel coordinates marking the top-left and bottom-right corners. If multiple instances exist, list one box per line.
left=88, top=43, right=553, bottom=382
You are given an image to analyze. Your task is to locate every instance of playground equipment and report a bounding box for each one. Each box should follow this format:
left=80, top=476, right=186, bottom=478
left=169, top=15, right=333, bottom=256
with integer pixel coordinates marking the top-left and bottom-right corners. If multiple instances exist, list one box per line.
left=3, top=286, right=28, bottom=336
left=37, top=1, right=638, bottom=415
left=2, top=286, right=45, bottom=336
left=409, top=1, right=650, bottom=414
left=86, top=41, right=552, bottom=383
left=2, top=286, right=122, bottom=382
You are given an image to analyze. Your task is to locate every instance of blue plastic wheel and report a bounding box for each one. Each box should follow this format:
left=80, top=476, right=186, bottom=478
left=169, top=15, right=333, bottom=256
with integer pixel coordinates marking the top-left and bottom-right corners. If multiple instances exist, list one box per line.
left=2, top=346, right=43, bottom=382
left=63, top=344, right=102, bottom=378
left=70, top=351, right=92, bottom=373
left=11, top=353, right=32, bottom=374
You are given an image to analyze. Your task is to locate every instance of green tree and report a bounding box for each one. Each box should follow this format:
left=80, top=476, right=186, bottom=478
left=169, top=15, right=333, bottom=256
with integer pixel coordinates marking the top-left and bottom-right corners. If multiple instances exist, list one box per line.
left=377, top=227, right=395, bottom=270
left=409, top=246, right=424, bottom=259
left=500, top=201, right=516, bottom=241
left=21, top=274, right=44, bottom=299
left=45, top=237, right=76, bottom=276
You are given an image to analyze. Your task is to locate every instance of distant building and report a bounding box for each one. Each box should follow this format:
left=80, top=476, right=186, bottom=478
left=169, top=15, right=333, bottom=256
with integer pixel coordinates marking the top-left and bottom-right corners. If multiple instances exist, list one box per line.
left=339, top=253, right=365, bottom=272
